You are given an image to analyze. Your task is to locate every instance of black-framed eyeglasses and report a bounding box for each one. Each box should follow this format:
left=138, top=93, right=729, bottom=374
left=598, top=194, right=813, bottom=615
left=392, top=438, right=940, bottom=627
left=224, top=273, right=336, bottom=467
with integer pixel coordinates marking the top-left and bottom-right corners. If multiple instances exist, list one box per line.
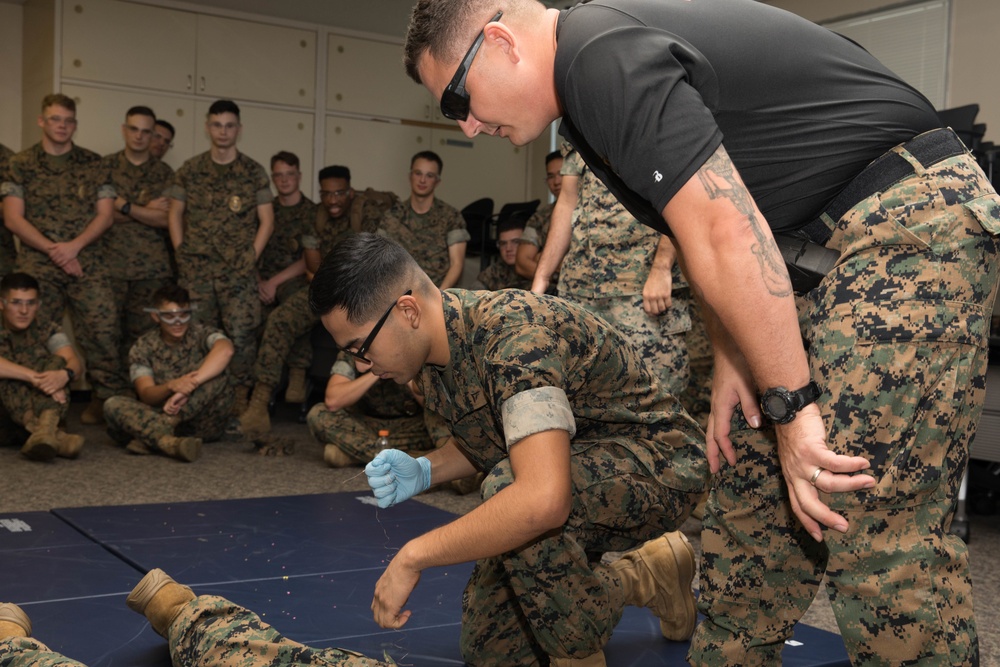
left=345, top=290, right=412, bottom=364
left=440, top=10, right=503, bottom=121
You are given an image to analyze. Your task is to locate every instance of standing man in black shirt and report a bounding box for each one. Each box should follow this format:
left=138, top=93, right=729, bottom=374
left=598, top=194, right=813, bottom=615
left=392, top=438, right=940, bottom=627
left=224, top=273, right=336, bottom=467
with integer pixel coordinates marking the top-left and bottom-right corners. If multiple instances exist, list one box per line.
left=403, top=0, right=999, bottom=665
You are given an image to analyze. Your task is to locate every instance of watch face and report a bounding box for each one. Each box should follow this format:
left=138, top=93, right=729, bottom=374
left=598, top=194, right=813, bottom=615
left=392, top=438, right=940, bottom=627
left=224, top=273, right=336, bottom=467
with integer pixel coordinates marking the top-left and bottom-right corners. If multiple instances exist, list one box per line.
left=763, top=392, right=790, bottom=419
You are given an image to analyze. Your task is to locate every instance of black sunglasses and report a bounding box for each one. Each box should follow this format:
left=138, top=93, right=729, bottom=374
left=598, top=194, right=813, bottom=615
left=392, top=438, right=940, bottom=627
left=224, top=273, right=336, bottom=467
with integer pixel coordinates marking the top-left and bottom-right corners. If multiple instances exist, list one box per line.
left=440, top=10, right=503, bottom=121
left=345, top=290, right=412, bottom=364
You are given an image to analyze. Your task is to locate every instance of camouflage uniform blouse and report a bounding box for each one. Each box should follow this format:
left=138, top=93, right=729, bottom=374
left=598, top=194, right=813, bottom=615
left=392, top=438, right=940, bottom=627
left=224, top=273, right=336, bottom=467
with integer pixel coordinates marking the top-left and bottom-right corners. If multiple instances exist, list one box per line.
left=520, top=201, right=555, bottom=250
left=0, top=143, right=17, bottom=275
left=419, top=289, right=705, bottom=493
left=259, top=196, right=315, bottom=282
left=101, top=151, right=174, bottom=281
left=129, top=322, right=230, bottom=384
left=378, top=198, right=471, bottom=285
left=166, top=152, right=271, bottom=278
left=476, top=261, right=532, bottom=291
left=303, top=191, right=393, bottom=258
left=1, top=143, right=115, bottom=277
left=0, top=320, right=71, bottom=370
left=557, top=149, right=683, bottom=298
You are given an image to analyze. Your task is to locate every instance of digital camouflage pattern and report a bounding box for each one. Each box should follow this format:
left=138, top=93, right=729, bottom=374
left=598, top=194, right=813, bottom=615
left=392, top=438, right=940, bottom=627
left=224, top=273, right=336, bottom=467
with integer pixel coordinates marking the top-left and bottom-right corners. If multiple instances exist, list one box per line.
left=0, top=320, right=70, bottom=428
left=102, top=151, right=176, bottom=368
left=420, top=289, right=708, bottom=662
left=377, top=198, right=470, bottom=285
left=691, top=137, right=999, bottom=667
left=1, top=143, right=126, bottom=399
left=259, top=196, right=314, bottom=289
left=307, top=351, right=443, bottom=460
left=0, top=143, right=17, bottom=276
left=520, top=201, right=554, bottom=250
left=0, top=637, right=87, bottom=667
left=557, top=148, right=691, bottom=396
left=166, top=151, right=271, bottom=279
left=166, top=151, right=271, bottom=388
left=1, top=143, right=115, bottom=279
left=104, top=323, right=233, bottom=448
left=474, top=261, right=532, bottom=291
left=256, top=194, right=393, bottom=387
left=680, top=300, right=713, bottom=428
left=168, top=596, right=393, bottom=666
left=101, top=151, right=174, bottom=281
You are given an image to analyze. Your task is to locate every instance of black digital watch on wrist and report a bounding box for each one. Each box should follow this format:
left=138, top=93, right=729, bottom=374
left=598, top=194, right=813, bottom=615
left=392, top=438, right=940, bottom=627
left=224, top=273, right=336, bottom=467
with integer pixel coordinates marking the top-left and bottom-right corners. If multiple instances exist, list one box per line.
left=64, top=367, right=75, bottom=382
left=759, top=381, right=821, bottom=424
left=120, top=201, right=132, bottom=216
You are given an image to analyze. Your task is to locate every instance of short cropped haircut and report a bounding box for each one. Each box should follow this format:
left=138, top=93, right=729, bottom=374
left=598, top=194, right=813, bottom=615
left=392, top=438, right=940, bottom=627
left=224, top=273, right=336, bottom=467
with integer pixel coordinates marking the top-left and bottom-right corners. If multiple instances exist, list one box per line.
left=152, top=284, right=191, bottom=309
left=271, top=151, right=300, bottom=170
left=41, top=93, right=76, bottom=113
left=411, top=150, right=443, bottom=174
left=1, top=272, right=40, bottom=295
left=154, top=119, right=176, bottom=137
left=497, top=216, right=527, bottom=236
left=207, top=99, right=240, bottom=119
left=545, top=150, right=562, bottom=167
left=318, top=165, right=351, bottom=183
left=126, top=106, right=156, bottom=121
left=309, top=233, right=421, bottom=323
left=404, top=0, right=531, bottom=83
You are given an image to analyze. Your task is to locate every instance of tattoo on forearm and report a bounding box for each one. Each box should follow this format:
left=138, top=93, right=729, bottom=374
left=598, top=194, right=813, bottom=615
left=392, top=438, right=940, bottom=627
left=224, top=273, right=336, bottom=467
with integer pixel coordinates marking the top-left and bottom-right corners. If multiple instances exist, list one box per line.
left=696, top=147, right=792, bottom=297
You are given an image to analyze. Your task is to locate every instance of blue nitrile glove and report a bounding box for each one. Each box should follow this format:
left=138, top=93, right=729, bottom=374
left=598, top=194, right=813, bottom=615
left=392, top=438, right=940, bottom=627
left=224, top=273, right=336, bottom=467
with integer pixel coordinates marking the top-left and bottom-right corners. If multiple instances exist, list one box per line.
left=364, top=449, right=432, bottom=508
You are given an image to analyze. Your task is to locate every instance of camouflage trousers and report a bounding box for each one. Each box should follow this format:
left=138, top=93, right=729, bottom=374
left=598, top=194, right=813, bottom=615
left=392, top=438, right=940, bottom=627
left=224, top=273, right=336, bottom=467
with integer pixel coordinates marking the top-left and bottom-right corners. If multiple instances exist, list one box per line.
left=110, top=276, right=173, bottom=378
left=691, top=141, right=999, bottom=666
left=681, top=300, right=713, bottom=429
left=168, top=595, right=392, bottom=666
left=0, top=637, right=85, bottom=667
left=0, top=355, right=69, bottom=433
left=180, top=269, right=260, bottom=388
left=306, top=404, right=440, bottom=461
left=254, top=287, right=317, bottom=387
left=259, top=281, right=312, bottom=377
left=461, top=442, right=702, bottom=665
left=570, top=293, right=691, bottom=397
left=104, top=374, right=233, bottom=448
left=18, top=262, right=128, bottom=399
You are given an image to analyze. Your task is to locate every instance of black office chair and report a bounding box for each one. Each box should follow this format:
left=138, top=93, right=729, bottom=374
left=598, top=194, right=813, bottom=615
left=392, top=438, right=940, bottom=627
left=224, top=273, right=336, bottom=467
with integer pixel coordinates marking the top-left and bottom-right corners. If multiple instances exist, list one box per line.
left=461, top=197, right=495, bottom=269
left=937, top=104, right=979, bottom=150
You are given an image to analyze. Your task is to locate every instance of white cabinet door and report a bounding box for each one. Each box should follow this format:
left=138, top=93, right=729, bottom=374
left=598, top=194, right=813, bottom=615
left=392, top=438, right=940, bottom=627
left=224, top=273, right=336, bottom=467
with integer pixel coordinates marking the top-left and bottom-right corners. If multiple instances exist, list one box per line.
left=430, top=128, right=530, bottom=211
left=195, top=101, right=315, bottom=199
left=326, top=35, right=434, bottom=122
left=324, top=115, right=429, bottom=196
left=62, top=0, right=197, bottom=94
left=196, top=15, right=316, bottom=108
left=61, top=84, right=198, bottom=171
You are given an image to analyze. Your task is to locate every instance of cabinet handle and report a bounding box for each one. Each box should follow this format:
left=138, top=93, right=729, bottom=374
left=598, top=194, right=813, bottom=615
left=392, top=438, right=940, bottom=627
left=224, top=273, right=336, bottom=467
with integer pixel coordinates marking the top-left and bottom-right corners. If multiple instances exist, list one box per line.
left=186, top=75, right=192, bottom=90
left=200, top=76, right=206, bottom=91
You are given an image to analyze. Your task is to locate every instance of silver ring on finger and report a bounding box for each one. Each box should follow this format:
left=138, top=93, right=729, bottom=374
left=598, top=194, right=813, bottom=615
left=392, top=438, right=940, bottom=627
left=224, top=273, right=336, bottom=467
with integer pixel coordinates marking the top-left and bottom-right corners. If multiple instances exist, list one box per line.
left=809, top=466, right=824, bottom=487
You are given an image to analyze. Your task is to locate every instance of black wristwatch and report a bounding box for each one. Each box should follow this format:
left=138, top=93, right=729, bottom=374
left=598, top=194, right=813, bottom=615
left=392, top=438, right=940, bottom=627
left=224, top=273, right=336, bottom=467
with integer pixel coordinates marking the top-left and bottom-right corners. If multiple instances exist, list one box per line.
left=759, top=381, right=821, bottom=424
left=64, top=367, right=75, bottom=383
left=120, top=200, right=132, bottom=216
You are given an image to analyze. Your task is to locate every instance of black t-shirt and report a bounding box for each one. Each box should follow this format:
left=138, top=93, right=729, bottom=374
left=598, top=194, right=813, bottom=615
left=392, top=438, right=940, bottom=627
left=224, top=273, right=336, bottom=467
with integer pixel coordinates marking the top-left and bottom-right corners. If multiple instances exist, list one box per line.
left=554, top=0, right=942, bottom=235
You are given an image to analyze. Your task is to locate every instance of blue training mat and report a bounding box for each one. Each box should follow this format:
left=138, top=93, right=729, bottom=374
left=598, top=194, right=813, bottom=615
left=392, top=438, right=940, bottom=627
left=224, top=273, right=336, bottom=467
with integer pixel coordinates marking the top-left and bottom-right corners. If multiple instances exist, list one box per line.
left=1, top=493, right=851, bottom=665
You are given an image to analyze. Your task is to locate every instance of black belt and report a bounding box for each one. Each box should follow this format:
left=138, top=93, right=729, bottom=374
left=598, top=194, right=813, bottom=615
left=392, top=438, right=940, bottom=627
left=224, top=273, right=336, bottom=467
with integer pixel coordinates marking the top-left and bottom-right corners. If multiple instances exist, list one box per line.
left=799, top=127, right=969, bottom=245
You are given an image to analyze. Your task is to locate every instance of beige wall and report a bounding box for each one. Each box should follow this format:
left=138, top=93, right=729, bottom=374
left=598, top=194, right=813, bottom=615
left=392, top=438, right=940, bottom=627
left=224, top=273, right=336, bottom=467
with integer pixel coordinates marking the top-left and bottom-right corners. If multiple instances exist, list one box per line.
left=765, top=0, right=1000, bottom=142
left=0, top=2, right=23, bottom=150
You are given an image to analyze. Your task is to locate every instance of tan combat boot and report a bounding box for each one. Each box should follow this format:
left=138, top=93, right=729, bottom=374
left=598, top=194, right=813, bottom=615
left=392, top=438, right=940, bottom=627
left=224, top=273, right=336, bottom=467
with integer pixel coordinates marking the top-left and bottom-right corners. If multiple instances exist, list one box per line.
left=549, top=650, right=607, bottom=666
left=55, top=430, right=85, bottom=459
left=80, top=396, right=105, bottom=425
left=323, top=444, right=358, bottom=468
left=239, top=383, right=273, bottom=438
left=21, top=409, right=59, bottom=462
left=0, top=602, right=31, bottom=638
left=612, top=532, right=697, bottom=641
left=126, top=568, right=195, bottom=638
left=284, top=367, right=308, bottom=403
left=155, top=435, right=202, bottom=462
